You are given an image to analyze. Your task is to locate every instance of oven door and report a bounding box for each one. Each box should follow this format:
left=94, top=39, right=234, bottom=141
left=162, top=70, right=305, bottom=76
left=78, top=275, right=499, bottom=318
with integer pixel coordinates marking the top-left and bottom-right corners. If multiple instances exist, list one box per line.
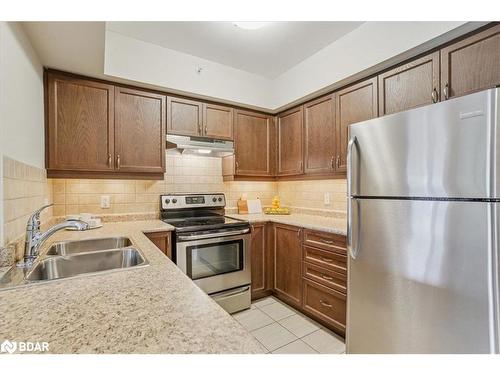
left=176, top=232, right=251, bottom=295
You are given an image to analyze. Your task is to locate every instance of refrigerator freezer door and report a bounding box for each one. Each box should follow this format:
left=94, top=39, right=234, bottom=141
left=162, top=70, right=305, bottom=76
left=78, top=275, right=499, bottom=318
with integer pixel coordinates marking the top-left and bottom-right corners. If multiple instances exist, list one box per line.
left=349, top=88, right=500, bottom=198
left=346, top=199, right=499, bottom=354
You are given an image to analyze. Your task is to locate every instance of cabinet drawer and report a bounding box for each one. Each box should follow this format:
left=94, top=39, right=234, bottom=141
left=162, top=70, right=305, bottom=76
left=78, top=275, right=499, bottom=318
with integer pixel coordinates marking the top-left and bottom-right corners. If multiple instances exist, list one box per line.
left=303, top=245, right=347, bottom=274
left=303, top=262, right=346, bottom=293
left=303, top=279, right=346, bottom=334
left=303, top=229, right=346, bottom=254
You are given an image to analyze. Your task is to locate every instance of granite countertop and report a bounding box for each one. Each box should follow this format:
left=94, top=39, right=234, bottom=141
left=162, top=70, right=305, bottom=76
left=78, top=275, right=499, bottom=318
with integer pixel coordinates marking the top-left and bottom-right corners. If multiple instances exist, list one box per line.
left=227, top=213, right=347, bottom=236
left=0, top=220, right=264, bottom=354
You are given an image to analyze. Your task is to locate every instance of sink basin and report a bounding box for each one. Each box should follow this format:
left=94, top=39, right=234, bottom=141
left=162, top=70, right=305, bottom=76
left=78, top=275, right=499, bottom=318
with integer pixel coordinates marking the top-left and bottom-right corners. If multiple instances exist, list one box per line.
left=26, top=248, right=148, bottom=282
left=46, top=237, right=132, bottom=256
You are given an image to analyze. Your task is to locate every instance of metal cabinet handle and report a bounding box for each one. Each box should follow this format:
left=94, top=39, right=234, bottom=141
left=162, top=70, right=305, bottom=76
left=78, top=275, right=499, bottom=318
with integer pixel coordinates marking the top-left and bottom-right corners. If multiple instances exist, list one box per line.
left=320, top=257, right=333, bottom=263
left=198, top=123, right=202, bottom=135
left=431, top=88, right=438, bottom=103
left=320, top=300, right=332, bottom=308
left=320, top=239, right=334, bottom=245
left=443, top=83, right=449, bottom=100
left=336, top=155, right=340, bottom=169
left=108, top=154, right=112, bottom=167
left=235, top=161, right=239, bottom=171
left=321, top=274, right=334, bottom=281
left=116, top=154, right=121, bottom=169
left=205, top=126, right=208, bottom=135
left=297, top=228, right=302, bottom=238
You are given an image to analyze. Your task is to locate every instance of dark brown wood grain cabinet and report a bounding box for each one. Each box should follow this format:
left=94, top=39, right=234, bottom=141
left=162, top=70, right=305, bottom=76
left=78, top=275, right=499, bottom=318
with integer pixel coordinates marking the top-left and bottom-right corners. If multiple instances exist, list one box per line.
left=203, top=103, right=233, bottom=140
left=226, top=109, right=275, bottom=178
left=274, top=224, right=303, bottom=309
left=378, top=52, right=440, bottom=116
left=114, top=87, right=166, bottom=173
left=303, top=94, right=336, bottom=174
left=440, top=24, right=500, bottom=100
left=144, top=231, right=172, bottom=259
left=277, top=106, right=304, bottom=176
left=46, top=72, right=115, bottom=174
left=335, top=77, right=378, bottom=173
left=250, top=222, right=274, bottom=300
left=166, top=96, right=203, bottom=137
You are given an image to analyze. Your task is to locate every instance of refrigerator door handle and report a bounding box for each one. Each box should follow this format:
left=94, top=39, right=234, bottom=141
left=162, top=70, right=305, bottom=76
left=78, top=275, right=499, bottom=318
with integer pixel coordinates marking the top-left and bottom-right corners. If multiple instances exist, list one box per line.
left=347, top=136, right=360, bottom=259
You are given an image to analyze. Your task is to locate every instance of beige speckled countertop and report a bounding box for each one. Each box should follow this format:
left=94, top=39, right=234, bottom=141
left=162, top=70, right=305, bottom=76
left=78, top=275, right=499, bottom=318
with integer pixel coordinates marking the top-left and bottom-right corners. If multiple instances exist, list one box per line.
left=0, top=220, right=264, bottom=354
left=226, top=213, right=347, bottom=236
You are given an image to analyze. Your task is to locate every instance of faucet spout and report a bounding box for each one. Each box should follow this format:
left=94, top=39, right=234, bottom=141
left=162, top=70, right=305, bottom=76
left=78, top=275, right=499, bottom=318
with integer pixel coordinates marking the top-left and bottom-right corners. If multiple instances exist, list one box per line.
left=18, top=204, right=90, bottom=268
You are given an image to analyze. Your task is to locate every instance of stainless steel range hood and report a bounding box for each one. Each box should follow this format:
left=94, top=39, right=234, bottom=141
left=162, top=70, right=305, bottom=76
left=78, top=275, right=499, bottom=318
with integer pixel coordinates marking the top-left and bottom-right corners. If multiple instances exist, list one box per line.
left=166, top=134, right=234, bottom=158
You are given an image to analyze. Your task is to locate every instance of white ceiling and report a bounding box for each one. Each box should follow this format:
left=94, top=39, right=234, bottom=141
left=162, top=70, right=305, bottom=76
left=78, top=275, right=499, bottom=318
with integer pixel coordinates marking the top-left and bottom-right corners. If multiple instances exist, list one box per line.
left=106, top=22, right=364, bottom=79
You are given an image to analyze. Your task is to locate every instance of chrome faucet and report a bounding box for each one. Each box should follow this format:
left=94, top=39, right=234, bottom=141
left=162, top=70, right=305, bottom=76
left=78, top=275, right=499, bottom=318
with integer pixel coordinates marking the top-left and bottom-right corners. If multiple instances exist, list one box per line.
left=17, top=204, right=89, bottom=268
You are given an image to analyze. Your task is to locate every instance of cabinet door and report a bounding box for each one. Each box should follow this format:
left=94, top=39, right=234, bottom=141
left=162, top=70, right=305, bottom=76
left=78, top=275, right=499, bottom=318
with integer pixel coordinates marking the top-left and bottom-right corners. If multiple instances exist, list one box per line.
left=234, top=109, right=274, bottom=176
left=304, top=94, right=336, bottom=174
left=335, top=77, right=378, bottom=173
left=167, top=97, right=203, bottom=137
left=250, top=223, right=268, bottom=299
left=203, top=103, right=233, bottom=140
left=115, top=87, right=166, bottom=173
left=378, top=52, right=440, bottom=116
left=278, top=106, right=304, bottom=176
left=145, top=231, right=172, bottom=259
left=441, top=24, right=500, bottom=100
left=274, top=224, right=302, bottom=308
left=46, top=72, right=114, bottom=172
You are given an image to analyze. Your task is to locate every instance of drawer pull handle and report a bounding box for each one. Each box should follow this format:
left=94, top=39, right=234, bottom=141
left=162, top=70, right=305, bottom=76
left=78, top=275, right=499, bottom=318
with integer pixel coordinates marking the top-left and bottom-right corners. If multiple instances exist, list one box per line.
left=321, top=275, right=333, bottom=281
left=320, top=257, right=333, bottom=263
left=320, top=300, right=332, bottom=308
left=320, top=239, right=334, bottom=244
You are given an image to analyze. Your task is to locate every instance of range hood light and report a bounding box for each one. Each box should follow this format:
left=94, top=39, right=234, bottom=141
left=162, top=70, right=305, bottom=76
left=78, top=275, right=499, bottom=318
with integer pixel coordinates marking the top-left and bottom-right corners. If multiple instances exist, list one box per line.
left=197, top=149, right=212, bottom=154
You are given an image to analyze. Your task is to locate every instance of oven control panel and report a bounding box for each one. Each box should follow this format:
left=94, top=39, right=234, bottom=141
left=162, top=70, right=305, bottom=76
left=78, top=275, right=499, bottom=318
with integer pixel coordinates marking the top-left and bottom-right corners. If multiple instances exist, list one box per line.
left=161, top=194, right=225, bottom=210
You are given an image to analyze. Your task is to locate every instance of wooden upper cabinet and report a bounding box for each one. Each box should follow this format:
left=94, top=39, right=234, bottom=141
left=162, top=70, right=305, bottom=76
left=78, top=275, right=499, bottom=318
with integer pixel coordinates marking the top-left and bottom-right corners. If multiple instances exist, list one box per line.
left=114, top=87, right=166, bottom=173
left=274, top=224, right=303, bottom=309
left=167, top=97, right=203, bottom=137
left=304, top=94, right=336, bottom=174
left=378, top=52, right=440, bottom=116
left=47, top=72, right=115, bottom=172
left=233, top=109, right=275, bottom=176
left=335, top=77, right=378, bottom=173
left=203, top=103, right=233, bottom=140
left=277, top=106, right=304, bottom=176
left=441, top=24, right=500, bottom=100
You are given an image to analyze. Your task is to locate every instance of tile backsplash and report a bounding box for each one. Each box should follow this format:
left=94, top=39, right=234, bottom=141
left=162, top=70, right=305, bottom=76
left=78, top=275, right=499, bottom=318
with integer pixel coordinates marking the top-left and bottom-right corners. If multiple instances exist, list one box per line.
left=277, top=179, right=346, bottom=215
left=2, top=156, right=53, bottom=262
left=52, top=154, right=225, bottom=217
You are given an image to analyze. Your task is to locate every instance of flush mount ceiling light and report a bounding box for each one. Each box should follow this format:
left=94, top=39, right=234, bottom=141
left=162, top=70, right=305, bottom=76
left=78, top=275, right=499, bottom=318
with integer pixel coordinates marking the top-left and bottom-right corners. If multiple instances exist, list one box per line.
left=232, top=22, right=268, bottom=30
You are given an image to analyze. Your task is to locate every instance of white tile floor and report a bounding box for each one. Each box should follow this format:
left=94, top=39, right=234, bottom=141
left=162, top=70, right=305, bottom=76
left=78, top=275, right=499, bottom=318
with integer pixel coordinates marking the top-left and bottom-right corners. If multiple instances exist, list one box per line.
left=232, top=296, right=346, bottom=354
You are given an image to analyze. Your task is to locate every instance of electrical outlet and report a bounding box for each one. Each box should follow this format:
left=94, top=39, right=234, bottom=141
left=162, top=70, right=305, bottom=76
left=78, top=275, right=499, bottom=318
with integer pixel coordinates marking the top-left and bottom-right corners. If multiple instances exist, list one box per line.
left=100, top=195, right=111, bottom=209
left=324, top=193, right=331, bottom=205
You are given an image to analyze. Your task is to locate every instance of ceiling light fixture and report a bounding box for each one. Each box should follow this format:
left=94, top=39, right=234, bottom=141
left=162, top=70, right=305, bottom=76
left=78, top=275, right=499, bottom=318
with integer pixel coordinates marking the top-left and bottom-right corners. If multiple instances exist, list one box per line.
left=233, top=22, right=268, bottom=30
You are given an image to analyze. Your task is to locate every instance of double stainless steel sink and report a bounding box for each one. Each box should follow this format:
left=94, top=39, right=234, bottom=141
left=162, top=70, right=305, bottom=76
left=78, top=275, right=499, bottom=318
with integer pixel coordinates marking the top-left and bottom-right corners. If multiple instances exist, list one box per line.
left=26, top=237, right=148, bottom=282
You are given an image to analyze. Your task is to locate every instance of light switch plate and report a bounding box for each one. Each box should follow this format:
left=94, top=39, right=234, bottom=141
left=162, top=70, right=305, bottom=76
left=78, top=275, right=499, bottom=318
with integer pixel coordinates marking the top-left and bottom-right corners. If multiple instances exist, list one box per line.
left=100, top=195, right=111, bottom=209
left=324, top=193, right=331, bottom=205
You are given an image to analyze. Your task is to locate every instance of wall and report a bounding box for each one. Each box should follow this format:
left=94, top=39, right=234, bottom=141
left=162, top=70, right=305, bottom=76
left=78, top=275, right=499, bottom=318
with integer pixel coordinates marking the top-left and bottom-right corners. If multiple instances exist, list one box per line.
left=0, top=22, right=46, bottom=247
left=271, top=22, right=466, bottom=108
left=51, top=154, right=224, bottom=217
left=1, top=156, right=53, bottom=264
left=104, top=30, right=273, bottom=110
left=224, top=179, right=347, bottom=217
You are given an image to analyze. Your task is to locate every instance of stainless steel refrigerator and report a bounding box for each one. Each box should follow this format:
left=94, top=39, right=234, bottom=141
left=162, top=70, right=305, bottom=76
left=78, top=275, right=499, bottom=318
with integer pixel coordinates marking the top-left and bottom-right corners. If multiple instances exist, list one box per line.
left=346, top=88, right=500, bottom=354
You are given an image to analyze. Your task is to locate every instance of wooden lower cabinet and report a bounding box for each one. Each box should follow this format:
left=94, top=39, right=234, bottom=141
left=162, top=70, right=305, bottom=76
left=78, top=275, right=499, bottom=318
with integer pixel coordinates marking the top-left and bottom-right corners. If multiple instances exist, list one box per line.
left=250, top=222, right=273, bottom=300
left=303, top=279, right=346, bottom=336
left=273, top=224, right=303, bottom=309
left=144, top=231, right=172, bottom=259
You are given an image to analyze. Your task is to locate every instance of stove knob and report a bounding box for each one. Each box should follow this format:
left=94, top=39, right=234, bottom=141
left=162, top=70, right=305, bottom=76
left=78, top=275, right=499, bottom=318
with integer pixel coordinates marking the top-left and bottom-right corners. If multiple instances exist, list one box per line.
left=212, top=197, right=217, bottom=202
left=172, top=199, right=177, bottom=204
left=165, top=199, right=170, bottom=204
left=218, top=197, right=223, bottom=202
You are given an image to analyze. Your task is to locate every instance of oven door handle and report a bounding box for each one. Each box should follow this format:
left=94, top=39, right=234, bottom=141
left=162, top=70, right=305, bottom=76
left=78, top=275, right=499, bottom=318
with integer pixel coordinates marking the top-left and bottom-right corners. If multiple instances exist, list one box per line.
left=177, top=228, right=250, bottom=241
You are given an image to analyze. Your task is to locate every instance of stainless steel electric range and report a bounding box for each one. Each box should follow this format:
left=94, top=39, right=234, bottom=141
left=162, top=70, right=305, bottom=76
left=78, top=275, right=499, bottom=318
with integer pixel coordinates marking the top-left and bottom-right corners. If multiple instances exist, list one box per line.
left=160, top=193, right=251, bottom=313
